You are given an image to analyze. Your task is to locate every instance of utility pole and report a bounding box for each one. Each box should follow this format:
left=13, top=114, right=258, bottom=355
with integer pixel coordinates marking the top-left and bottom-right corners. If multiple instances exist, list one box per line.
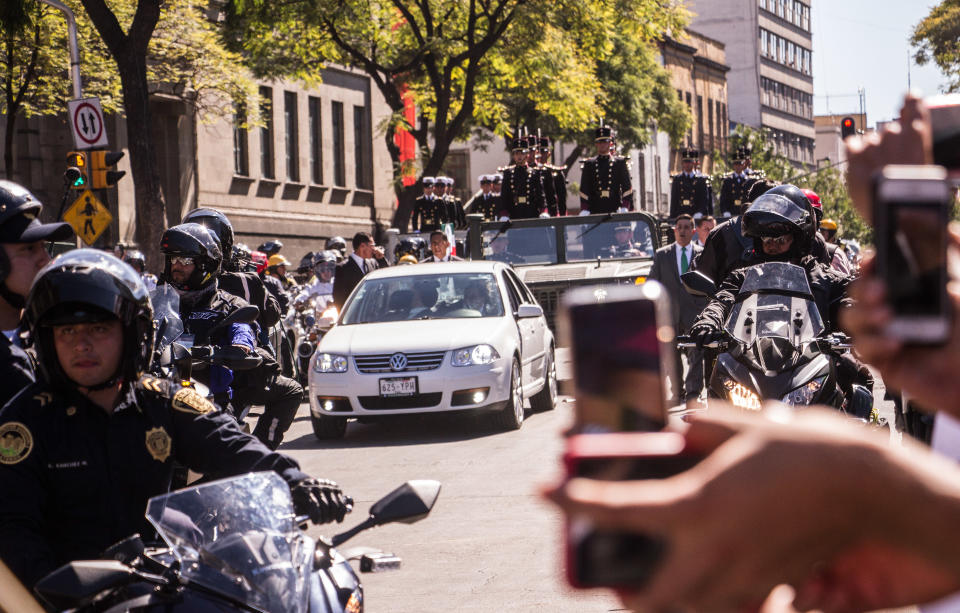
left=37, top=0, right=82, bottom=100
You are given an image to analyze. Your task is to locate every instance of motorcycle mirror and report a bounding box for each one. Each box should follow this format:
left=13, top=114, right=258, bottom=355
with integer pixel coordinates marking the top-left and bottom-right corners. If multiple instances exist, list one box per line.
left=34, top=560, right=138, bottom=611
left=681, top=270, right=717, bottom=297
left=369, top=480, right=442, bottom=526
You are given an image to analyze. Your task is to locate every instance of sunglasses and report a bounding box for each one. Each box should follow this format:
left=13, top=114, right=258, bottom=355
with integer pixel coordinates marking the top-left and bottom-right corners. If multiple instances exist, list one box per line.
left=760, top=234, right=793, bottom=246
left=169, top=256, right=195, bottom=266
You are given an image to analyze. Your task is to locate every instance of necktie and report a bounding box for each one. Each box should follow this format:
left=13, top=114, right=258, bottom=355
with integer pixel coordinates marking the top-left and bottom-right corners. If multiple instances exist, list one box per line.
left=680, top=246, right=689, bottom=274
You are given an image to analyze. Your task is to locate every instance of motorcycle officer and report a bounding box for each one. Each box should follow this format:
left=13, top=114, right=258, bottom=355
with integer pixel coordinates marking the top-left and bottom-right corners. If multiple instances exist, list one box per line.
left=325, top=236, right=348, bottom=262
left=122, top=249, right=158, bottom=292
left=160, top=224, right=302, bottom=450
left=295, top=250, right=337, bottom=311
left=0, top=181, right=73, bottom=407
left=0, top=249, right=348, bottom=589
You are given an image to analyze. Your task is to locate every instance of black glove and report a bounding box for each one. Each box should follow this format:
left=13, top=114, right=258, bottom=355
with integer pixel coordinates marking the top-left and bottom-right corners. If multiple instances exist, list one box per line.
left=689, top=324, right=721, bottom=348
left=291, top=478, right=351, bottom=524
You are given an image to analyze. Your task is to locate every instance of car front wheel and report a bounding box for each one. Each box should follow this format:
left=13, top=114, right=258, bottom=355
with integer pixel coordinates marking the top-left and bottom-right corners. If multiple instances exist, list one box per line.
left=530, top=347, right=557, bottom=412
left=492, top=359, right=524, bottom=430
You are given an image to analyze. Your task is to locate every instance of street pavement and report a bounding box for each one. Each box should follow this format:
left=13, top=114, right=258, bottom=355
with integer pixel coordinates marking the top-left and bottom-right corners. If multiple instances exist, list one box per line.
left=269, top=348, right=897, bottom=613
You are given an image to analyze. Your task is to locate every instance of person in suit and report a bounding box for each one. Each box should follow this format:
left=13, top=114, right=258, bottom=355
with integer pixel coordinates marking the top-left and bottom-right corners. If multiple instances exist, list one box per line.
left=420, top=230, right=464, bottom=263
left=647, top=214, right=707, bottom=406
left=332, top=231, right=388, bottom=310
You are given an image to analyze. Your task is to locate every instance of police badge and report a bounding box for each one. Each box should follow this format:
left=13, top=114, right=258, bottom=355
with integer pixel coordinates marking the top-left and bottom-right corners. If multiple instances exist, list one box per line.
left=0, top=422, right=33, bottom=465
left=145, top=427, right=171, bottom=462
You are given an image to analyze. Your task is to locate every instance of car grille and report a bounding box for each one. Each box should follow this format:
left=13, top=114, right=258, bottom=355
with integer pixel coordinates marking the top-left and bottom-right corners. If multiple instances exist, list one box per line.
left=358, top=393, right=444, bottom=410
left=353, top=351, right=446, bottom=373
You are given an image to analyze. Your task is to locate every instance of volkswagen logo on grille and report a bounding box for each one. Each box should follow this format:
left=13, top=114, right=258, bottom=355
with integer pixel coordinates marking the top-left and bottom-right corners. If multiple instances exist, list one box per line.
left=389, top=353, right=408, bottom=371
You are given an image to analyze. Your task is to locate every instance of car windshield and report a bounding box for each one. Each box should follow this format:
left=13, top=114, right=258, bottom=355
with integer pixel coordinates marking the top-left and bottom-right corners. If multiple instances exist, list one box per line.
left=342, top=272, right=505, bottom=324
left=565, top=218, right=654, bottom=262
left=481, top=225, right=557, bottom=265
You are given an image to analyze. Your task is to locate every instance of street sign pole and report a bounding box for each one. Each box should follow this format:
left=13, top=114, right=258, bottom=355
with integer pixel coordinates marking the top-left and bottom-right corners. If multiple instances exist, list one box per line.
left=38, top=0, right=82, bottom=100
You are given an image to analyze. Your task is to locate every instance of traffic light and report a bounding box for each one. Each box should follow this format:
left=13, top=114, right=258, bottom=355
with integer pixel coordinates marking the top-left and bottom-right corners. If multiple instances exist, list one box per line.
left=65, top=151, right=89, bottom=188
left=840, top=116, right=856, bottom=140
left=90, top=149, right=126, bottom=189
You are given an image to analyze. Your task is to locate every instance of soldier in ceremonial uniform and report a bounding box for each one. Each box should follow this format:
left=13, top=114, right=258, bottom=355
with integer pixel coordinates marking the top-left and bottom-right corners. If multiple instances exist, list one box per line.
left=578, top=125, right=633, bottom=215
left=499, top=136, right=548, bottom=219
left=438, top=176, right=466, bottom=229
left=670, top=149, right=712, bottom=219
left=411, top=176, right=446, bottom=232
left=718, top=147, right=760, bottom=218
left=466, top=175, right=500, bottom=221
left=492, top=173, right=502, bottom=197
left=539, top=136, right=568, bottom=216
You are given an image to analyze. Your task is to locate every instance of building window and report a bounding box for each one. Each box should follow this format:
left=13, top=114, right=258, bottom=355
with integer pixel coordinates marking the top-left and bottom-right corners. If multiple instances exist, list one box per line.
left=685, top=92, right=693, bottom=145
left=232, top=102, right=248, bottom=176
left=259, top=86, right=274, bottom=180
left=331, top=101, right=345, bottom=187
left=696, top=95, right=704, bottom=149
left=308, top=96, right=322, bottom=184
left=707, top=97, right=714, bottom=151
left=760, top=28, right=767, bottom=55
left=353, top=105, right=370, bottom=189
left=284, top=91, right=299, bottom=182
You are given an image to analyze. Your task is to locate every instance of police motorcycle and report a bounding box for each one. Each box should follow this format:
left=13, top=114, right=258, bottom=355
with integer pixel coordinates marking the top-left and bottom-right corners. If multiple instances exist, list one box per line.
left=34, top=471, right=442, bottom=613
left=293, top=297, right=337, bottom=389
left=679, top=262, right=875, bottom=421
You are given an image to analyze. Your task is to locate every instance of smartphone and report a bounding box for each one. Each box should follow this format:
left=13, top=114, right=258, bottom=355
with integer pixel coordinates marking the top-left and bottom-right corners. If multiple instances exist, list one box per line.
left=874, top=165, right=952, bottom=344
left=560, top=282, right=675, bottom=434
left=927, top=94, right=960, bottom=183
left=563, top=432, right=703, bottom=589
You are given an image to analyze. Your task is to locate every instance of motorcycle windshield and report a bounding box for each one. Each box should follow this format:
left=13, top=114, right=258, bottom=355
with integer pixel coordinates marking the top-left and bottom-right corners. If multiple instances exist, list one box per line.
left=146, top=472, right=313, bottom=613
left=150, top=284, right=184, bottom=351
left=725, top=263, right=824, bottom=346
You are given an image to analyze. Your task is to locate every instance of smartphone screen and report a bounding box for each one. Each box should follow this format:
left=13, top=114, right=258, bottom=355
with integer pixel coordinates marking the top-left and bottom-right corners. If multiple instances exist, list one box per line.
left=562, top=284, right=674, bottom=433
left=883, top=202, right=947, bottom=315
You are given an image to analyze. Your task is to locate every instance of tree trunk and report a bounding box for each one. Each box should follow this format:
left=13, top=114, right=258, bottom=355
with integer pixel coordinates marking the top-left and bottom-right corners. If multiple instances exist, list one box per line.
left=3, top=108, right=16, bottom=181
left=115, top=53, right=166, bottom=269
left=562, top=145, right=583, bottom=178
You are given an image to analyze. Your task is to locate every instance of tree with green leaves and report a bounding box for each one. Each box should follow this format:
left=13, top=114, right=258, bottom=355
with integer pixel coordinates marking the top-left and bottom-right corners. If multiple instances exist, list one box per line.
left=712, top=125, right=871, bottom=244
left=912, top=0, right=960, bottom=92
left=225, top=0, right=689, bottom=231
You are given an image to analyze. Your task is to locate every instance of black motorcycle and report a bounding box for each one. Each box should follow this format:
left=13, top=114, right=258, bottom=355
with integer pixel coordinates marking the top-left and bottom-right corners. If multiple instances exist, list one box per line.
left=35, top=472, right=441, bottom=612
left=681, top=262, right=875, bottom=420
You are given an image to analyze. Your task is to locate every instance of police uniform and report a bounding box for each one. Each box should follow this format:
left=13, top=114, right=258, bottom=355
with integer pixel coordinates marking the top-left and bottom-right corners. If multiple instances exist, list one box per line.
left=0, top=376, right=310, bottom=588
left=411, top=177, right=445, bottom=232
left=0, top=333, right=34, bottom=407
left=670, top=149, right=712, bottom=218
left=718, top=147, right=760, bottom=218
left=579, top=126, right=633, bottom=214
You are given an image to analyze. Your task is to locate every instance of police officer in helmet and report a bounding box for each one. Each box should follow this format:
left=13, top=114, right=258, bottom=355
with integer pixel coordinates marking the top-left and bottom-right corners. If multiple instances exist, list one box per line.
left=160, top=224, right=301, bottom=450
left=325, top=236, right=347, bottom=262
left=0, top=180, right=73, bottom=407
left=0, top=249, right=348, bottom=589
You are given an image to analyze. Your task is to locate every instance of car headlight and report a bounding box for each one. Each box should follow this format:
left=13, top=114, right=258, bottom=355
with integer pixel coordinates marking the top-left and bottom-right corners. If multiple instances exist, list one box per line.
left=721, top=378, right=762, bottom=411
left=782, top=375, right=827, bottom=406
left=452, top=344, right=500, bottom=366
left=314, top=353, right=348, bottom=373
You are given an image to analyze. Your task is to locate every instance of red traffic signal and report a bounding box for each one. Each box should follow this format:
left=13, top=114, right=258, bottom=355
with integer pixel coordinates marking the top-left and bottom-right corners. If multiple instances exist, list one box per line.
left=840, top=116, right=856, bottom=140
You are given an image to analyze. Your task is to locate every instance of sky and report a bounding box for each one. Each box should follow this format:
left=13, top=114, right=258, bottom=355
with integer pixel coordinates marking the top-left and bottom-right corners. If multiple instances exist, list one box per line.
left=812, top=1, right=951, bottom=128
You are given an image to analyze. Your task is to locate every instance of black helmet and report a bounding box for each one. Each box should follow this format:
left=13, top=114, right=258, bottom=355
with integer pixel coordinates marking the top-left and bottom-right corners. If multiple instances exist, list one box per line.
left=231, top=242, right=253, bottom=273
left=394, top=237, right=419, bottom=260
left=763, top=184, right=816, bottom=246
left=325, top=236, right=346, bottom=257
left=159, top=223, right=222, bottom=291
left=26, top=250, right=154, bottom=390
left=258, top=240, right=283, bottom=256
left=742, top=193, right=813, bottom=258
left=123, top=250, right=146, bottom=272
left=313, top=250, right=338, bottom=275
left=0, top=180, right=72, bottom=287
left=182, top=208, right=234, bottom=257
left=297, top=251, right=316, bottom=274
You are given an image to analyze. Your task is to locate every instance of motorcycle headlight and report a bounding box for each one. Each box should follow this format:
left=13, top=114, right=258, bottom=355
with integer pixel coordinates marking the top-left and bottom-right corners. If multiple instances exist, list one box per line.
left=722, top=378, right=762, bottom=411
left=782, top=375, right=827, bottom=406
left=314, top=353, right=348, bottom=373
left=452, top=344, right=500, bottom=366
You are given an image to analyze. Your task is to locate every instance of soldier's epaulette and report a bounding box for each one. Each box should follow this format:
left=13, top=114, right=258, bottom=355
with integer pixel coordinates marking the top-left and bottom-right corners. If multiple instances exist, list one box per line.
left=497, top=165, right=514, bottom=172
left=722, top=171, right=734, bottom=178
left=138, top=375, right=171, bottom=396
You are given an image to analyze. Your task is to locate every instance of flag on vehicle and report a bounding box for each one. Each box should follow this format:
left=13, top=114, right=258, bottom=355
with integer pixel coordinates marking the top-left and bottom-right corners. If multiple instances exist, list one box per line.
left=443, top=222, right=456, bottom=257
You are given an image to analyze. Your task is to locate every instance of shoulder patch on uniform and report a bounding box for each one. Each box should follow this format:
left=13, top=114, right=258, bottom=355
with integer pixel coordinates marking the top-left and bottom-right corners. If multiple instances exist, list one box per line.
left=32, top=392, right=52, bottom=406
left=145, top=427, right=171, bottom=462
left=172, top=387, right=216, bottom=415
left=139, top=376, right=167, bottom=394
left=0, top=422, right=33, bottom=465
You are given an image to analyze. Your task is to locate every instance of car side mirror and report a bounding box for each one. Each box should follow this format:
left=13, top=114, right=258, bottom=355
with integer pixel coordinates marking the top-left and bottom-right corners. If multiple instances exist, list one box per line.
left=369, top=480, right=442, bottom=526
left=516, top=304, right=543, bottom=319
left=681, top=270, right=717, bottom=297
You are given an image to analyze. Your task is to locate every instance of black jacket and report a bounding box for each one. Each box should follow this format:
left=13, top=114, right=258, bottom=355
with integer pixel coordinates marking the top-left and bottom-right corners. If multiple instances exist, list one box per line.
left=670, top=173, right=712, bottom=218
left=262, top=274, right=290, bottom=315
left=0, top=332, right=34, bottom=408
left=219, top=271, right=281, bottom=328
left=694, top=255, right=851, bottom=333
left=579, top=155, right=633, bottom=213
left=332, top=256, right=388, bottom=310
left=717, top=173, right=758, bottom=217
left=0, top=376, right=308, bottom=588
left=501, top=164, right=547, bottom=219
left=411, top=195, right=445, bottom=232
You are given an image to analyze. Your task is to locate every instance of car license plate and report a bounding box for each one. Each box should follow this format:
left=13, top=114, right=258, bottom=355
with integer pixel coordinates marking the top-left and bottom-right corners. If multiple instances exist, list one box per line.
left=379, top=377, right=418, bottom=397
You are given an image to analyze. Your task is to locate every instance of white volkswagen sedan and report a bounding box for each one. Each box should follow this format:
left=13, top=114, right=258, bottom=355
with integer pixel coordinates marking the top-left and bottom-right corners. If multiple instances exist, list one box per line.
left=307, top=261, right=557, bottom=439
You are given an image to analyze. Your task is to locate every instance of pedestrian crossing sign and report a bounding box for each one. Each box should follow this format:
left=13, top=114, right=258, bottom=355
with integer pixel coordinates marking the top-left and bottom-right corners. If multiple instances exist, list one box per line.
left=64, top=190, right=112, bottom=245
